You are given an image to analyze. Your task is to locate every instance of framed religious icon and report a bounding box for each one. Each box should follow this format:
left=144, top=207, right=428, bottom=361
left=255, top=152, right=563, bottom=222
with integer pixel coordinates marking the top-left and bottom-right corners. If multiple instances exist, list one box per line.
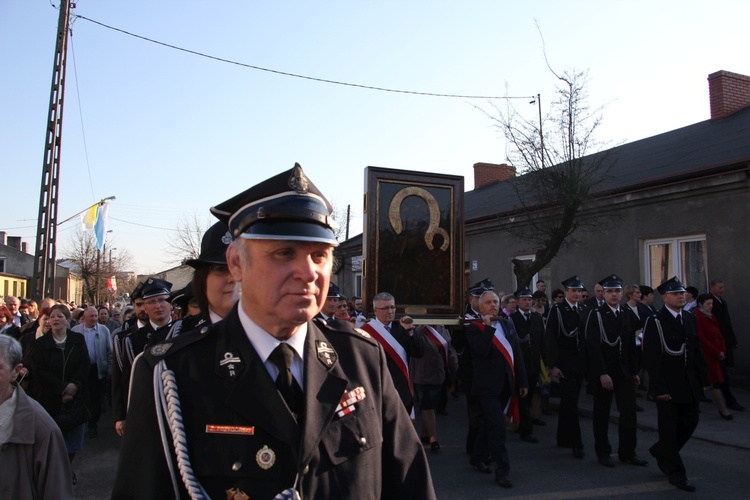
left=363, top=167, right=464, bottom=321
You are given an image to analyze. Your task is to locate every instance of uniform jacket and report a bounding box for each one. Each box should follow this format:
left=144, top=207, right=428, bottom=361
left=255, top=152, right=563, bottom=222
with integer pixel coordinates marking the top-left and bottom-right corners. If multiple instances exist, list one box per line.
left=466, top=318, right=528, bottom=398
left=543, top=301, right=588, bottom=374
left=362, top=320, right=424, bottom=414
left=112, top=307, right=435, bottom=500
left=30, top=330, right=90, bottom=419
left=711, top=295, right=737, bottom=350
left=694, top=309, right=727, bottom=384
left=642, top=306, right=710, bottom=404
left=585, top=305, right=637, bottom=381
left=510, top=309, right=544, bottom=377
left=0, top=384, right=74, bottom=500
left=72, top=323, right=113, bottom=379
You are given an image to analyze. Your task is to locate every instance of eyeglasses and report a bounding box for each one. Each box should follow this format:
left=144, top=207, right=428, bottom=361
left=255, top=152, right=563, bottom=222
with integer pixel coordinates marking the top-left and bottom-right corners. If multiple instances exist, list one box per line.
left=374, top=306, right=397, bottom=311
left=144, top=297, right=170, bottom=306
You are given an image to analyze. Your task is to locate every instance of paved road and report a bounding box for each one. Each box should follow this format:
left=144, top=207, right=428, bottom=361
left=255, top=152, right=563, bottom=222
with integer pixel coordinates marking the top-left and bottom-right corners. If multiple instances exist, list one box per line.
left=72, top=387, right=749, bottom=499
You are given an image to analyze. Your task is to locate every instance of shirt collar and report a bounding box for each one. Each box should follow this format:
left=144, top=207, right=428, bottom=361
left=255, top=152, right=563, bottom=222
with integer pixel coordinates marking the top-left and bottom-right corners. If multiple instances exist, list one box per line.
left=237, top=305, right=307, bottom=364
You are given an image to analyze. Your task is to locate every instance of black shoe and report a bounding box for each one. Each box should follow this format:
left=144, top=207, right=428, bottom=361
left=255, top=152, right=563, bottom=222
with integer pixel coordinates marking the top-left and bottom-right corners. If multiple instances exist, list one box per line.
left=420, top=435, right=430, bottom=444
left=470, top=458, right=492, bottom=474
left=520, top=434, right=539, bottom=443
left=572, top=448, right=585, bottom=459
left=532, top=418, right=546, bottom=426
left=430, top=441, right=441, bottom=452
left=598, top=456, right=615, bottom=467
left=495, top=473, right=513, bottom=488
left=635, top=404, right=644, bottom=412
left=728, top=402, right=745, bottom=412
left=620, top=455, right=648, bottom=466
left=669, top=477, right=696, bottom=492
left=719, top=411, right=734, bottom=421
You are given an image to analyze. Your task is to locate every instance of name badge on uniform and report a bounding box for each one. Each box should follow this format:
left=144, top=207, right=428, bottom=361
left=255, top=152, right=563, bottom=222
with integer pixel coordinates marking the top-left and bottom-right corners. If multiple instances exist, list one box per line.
left=316, top=340, right=338, bottom=368
left=335, top=386, right=366, bottom=417
left=206, top=424, right=255, bottom=435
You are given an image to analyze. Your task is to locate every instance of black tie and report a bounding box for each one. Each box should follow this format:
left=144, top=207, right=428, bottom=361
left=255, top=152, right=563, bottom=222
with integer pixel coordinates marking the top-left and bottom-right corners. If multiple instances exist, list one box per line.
left=524, top=313, right=530, bottom=323
left=614, top=309, right=620, bottom=319
left=269, top=343, right=304, bottom=423
left=385, top=324, right=392, bottom=333
left=676, top=313, right=682, bottom=325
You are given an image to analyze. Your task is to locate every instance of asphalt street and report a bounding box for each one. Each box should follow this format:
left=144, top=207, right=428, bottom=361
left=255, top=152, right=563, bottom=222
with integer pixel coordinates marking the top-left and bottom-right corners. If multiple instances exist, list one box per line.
left=72, top=386, right=749, bottom=499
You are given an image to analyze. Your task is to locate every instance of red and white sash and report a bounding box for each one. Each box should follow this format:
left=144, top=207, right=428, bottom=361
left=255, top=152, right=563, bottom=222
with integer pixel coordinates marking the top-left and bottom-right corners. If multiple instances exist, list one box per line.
left=423, top=325, right=448, bottom=368
left=490, top=320, right=519, bottom=423
left=362, top=321, right=411, bottom=391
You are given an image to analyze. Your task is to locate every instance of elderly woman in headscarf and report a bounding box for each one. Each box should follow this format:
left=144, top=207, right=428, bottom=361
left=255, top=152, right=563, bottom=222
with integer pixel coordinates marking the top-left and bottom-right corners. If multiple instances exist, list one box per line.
left=0, top=334, right=74, bottom=498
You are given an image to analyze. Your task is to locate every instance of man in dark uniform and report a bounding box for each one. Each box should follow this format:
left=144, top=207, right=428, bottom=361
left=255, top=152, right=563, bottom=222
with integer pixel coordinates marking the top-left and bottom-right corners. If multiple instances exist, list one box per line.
left=112, top=278, right=173, bottom=436
left=361, top=291, right=424, bottom=416
left=112, top=164, right=434, bottom=499
left=315, top=283, right=342, bottom=322
left=466, top=290, right=527, bottom=488
left=643, top=276, right=710, bottom=492
left=585, top=274, right=647, bottom=468
left=543, top=275, right=588, bottom=458
left=111, top=282, right=146, bottom=437
left=453, top=280, right=491, bottom=457
left=510, top=287, right=544, bottom=443
left=709, top=279, right=744, bottom=411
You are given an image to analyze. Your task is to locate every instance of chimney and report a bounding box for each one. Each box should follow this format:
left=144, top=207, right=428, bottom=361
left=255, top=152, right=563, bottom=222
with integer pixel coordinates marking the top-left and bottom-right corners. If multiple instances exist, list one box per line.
left=473, top=162, right=516, bottom=189
left=0, top=231, right=6, bottom=245
left=708, top=70, right=750, bottom=120
left=7, top=236, right=22, bottom=251
left=21, top=242, right=28, bottom=253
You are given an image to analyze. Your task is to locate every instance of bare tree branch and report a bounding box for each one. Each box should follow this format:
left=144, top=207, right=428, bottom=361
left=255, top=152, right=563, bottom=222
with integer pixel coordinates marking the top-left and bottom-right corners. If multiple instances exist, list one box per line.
left=164, top=212, right=211, bottom=265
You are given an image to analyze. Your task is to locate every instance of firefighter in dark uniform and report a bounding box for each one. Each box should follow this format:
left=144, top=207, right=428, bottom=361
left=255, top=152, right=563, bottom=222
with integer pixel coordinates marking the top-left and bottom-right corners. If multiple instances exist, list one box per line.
left=112, top=282, right=146, bottom=436
left=585, top=274, right=648, bottom=468
left=112, top=164, right=435, bottom=500
left=510, top=287, right=544, bottom=444
left=643, top=276, right=710, bottom=492
left=543, top=275, right=588, bottom=458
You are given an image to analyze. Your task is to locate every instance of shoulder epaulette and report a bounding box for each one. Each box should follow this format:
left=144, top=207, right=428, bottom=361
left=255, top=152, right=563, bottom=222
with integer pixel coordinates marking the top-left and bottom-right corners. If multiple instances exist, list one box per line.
left=143, top=323, right=215, bottom=363
left=315, top=318, right=378, bottom=346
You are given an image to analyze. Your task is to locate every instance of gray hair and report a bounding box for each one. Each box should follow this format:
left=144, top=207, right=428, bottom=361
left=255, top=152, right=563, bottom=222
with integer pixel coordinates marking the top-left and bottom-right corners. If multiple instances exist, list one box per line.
left=0, top=334, right=23, bottom=368
left=501, top=294, right=515, bottom=305
left=372, top=292, right=394, bottom=306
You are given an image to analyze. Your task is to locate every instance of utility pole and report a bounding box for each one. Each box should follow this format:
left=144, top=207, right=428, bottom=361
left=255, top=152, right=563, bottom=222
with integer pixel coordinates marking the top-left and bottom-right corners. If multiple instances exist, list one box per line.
left=32, top=0, right=73, bottom=300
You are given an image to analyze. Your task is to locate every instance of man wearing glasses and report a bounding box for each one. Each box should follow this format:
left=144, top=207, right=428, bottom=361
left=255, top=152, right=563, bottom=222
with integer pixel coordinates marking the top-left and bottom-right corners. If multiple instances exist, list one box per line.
left=361, top=292, right=424, bottom=416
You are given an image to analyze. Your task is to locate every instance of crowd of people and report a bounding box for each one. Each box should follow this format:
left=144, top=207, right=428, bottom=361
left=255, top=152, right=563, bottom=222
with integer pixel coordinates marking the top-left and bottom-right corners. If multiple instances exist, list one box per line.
left=0, top=165, right=745, bottom=498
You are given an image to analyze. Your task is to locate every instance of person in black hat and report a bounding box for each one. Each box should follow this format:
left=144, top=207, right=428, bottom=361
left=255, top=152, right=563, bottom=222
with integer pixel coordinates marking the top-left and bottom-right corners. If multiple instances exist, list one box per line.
left=168, top=222, right=238, bottom=338
left=642, top=276, right=710, bottom=492
left=543, top=275, right=589, bottom=458
left=315, top=282, right=342, bottom=322
left=111, top=281, right=147, bottom=436
left=113, top=278, right=173, bottom=437
left=113, top=164, right=435, bottom=499
left=585, top=275, right=647, bottom=468
left=510, top=287, right=545, bottom=442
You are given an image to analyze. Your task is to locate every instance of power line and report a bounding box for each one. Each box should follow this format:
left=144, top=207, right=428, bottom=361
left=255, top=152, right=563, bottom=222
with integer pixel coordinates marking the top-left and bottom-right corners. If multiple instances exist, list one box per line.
left=73, top=14, right=534, bottom=101
left=109, top=216, right=179, bottom=231
left=69, top=33, right=97, bottom=201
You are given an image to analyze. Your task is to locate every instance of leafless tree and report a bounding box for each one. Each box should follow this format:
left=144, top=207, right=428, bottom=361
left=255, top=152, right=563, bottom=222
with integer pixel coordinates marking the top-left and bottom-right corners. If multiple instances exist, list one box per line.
left=477, top=59, right=617, bottom=287
left=164, top=212, right=211, bottom=265
left=61, top=228, right=133, bottom=304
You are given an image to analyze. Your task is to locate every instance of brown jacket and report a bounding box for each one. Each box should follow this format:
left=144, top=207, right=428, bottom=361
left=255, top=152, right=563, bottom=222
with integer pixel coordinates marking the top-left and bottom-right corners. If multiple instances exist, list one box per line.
left=0, top=384, right=73, bottom=500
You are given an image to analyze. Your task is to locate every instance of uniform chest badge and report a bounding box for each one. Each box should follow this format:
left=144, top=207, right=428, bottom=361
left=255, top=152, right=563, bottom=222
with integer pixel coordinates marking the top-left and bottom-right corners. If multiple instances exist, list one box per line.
left=256, top=445, right=276, bottom=470
left=316, top=340, right=338, bottom=368
left=150, top=343, right=172, bottom=356
left=226, top=488, right=249, bottom=500
left=219, top=352, right=243, bottom=378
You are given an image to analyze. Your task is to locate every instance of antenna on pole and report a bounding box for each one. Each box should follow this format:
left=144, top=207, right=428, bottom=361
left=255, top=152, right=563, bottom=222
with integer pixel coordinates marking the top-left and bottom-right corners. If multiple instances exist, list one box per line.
left=32, top=0, right=73, bottom=300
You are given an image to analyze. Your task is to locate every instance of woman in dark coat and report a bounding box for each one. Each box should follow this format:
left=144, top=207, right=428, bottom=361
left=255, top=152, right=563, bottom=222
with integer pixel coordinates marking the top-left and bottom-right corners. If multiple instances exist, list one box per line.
left=31, top=304, right=90, bottom=474
left=694, top=293, right=733, bottom=420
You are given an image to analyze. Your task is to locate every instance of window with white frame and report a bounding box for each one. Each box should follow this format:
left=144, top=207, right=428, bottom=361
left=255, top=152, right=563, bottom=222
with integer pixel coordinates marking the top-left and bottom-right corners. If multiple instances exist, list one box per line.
left=644, top=235, right=708, bottom=292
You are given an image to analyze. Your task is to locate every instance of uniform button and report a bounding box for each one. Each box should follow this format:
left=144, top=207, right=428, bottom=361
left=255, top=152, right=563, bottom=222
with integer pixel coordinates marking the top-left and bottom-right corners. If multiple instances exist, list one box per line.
left=231, top=461, right=242, bottom=471
left=303, top=465, right=310, bottom=475
left=358, top=436, right=367, bottom=446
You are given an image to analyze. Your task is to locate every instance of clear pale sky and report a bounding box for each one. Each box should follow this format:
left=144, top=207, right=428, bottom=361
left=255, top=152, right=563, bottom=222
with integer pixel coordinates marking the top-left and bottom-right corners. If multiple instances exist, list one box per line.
left=2, top=1, right=748, bottom=275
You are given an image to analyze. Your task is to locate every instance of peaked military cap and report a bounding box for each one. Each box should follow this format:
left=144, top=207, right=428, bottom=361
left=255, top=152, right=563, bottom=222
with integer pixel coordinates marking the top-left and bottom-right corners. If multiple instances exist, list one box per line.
left=141, top=278, right=172, bottom=299
left=598, top=274, right=623, bottom=289
left=561, top=275, right=585, bottom=289
left=184, top=222, right=232, bottom=268
left=327, top=283, right=343, bottom=298
left=170, top=282, right=193, bottom=310
left=514, top=287, right=533, bottom=298
left=657, top=276, right=686, bottom=295
left=210, top=163, right=339, bottom=246
left=130, top=282, right=145, bottom=301
left=468, top=277, right=495, bottom=297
